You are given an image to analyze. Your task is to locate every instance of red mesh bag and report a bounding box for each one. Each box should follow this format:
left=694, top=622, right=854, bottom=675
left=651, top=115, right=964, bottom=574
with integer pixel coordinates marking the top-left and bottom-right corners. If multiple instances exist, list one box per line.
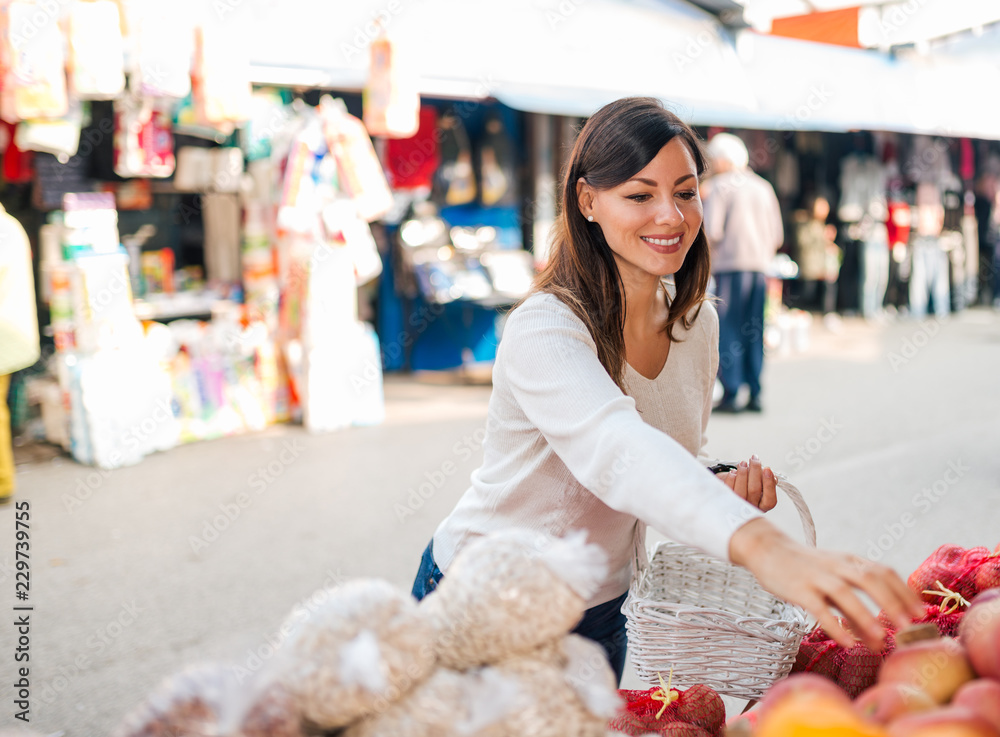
left=608, top=682, right=724, bottom=737
left=792, top=603, right=968, bottom=697
left=907, top=544, right=1000, bottom=603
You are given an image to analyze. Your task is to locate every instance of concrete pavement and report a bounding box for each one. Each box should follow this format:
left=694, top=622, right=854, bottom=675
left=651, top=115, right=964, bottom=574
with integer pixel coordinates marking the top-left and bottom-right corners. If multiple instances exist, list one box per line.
left=2, top=306, right=999, bottom=734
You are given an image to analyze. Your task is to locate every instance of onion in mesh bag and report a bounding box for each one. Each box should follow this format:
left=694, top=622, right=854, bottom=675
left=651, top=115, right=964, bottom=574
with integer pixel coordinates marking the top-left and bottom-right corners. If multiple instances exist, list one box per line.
left=421, top=529, right=608, bottom=669
left=341, top=667, right=510, bottom=737
left=110, top=662, right=303, bottom=737
left=559, top=634, right=625, bottom=722
left=486, top=653, right=610, bottom=737
left=277, top=578, right=436, bottom=729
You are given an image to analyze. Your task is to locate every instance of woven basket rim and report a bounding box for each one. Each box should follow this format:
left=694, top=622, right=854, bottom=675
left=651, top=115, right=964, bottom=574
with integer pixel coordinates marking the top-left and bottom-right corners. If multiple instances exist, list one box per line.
left=624, top=598, right=810, bottom=626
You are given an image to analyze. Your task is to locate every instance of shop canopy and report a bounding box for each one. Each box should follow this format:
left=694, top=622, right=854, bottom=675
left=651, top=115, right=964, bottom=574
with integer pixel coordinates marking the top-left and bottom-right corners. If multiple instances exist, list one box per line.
left=730, top=30, right=1000, bottom=139
left=238, top=0, right=759, bottom=125
left=229, top=0, right=1000, bottom=139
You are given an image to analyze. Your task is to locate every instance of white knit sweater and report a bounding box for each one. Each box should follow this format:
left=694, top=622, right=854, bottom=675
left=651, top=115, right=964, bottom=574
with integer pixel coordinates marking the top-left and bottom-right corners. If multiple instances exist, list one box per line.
left=432, top=291, right=763, bottom=607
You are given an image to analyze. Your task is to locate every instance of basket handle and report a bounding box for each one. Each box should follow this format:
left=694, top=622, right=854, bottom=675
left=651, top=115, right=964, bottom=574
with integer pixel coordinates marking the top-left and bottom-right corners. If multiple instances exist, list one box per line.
left=630, top=469, right=817, bottom=585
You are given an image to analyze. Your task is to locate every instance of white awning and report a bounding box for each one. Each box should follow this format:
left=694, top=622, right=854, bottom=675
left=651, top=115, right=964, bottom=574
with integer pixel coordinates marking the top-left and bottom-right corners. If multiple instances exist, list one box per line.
left=732, top=30, right=1000, bottom=139
left=233, top=0, right=758, bottom=124
left=216, top=0, right=1000, bottom=139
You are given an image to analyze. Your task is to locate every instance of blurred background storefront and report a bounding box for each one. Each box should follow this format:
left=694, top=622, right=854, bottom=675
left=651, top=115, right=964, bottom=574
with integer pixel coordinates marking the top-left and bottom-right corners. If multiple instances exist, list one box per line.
left=7, top=0, right=1000, bottom=468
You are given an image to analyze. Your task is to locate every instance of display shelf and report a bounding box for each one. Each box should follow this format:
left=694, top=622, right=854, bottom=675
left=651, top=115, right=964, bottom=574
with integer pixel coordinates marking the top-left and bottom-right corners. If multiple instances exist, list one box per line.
left=132, top=292, right=224, bottom=321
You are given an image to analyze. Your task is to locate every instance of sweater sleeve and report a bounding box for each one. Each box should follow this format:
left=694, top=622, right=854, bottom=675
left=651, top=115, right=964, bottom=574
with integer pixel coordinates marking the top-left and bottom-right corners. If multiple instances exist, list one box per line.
left=500, top=295, right=762, bottom=562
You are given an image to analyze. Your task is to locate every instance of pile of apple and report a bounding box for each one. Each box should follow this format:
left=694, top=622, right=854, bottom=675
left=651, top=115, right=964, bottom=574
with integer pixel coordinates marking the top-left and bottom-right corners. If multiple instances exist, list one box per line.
left=731, top=584, right=1000, bottom=735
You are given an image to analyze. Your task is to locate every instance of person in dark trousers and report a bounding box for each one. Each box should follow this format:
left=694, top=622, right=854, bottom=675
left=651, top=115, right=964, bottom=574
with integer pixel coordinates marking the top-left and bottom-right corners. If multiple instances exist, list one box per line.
left=703, top=134, right=783, bottom=413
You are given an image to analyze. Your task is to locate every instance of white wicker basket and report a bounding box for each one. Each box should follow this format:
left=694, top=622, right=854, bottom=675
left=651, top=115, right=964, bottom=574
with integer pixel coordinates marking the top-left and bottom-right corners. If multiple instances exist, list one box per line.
left=623, top=475, right=817, bottom=701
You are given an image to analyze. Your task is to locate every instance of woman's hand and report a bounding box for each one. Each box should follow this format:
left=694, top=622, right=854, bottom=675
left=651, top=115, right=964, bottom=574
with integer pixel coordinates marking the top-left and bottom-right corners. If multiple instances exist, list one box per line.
left=716, top=454, right=777, bottom=511
left=729, top=518, right=925, bottom=651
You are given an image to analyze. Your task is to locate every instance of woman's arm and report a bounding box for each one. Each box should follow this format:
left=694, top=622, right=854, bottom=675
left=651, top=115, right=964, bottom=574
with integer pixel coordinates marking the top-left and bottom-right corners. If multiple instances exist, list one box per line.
left=730, top=518, right=925, bottom=651
left=501, top=295, right=764, bottom=563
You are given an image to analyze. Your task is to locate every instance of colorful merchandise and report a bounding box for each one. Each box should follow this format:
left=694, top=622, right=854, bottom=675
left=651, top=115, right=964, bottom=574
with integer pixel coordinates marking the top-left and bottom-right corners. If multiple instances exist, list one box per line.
left=113, top=95, right=176, bottom=178
left=385, top=106, right=440, bottom=191
left=133, top=5, right=193, bottom=98
left=191, top=24, right=252, bottom=134
left=2, top=0, right=69, bottom=121
left=362, top=30, right=419, bottom=139
left=321, top=96, right=393, bottom=222
left=14, top=100, right=85, bottom=162
left=67, top=0, right=126, bottom=100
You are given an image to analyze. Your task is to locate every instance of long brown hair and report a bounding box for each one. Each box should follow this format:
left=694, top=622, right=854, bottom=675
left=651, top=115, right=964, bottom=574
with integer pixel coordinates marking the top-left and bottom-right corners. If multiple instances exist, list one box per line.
left=533, top=97, right=712, bottom=389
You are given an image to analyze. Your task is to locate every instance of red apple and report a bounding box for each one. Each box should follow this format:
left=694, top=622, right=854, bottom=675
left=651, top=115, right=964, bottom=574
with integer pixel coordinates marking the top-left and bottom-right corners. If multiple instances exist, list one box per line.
left=887, top=706, right=1000, bottom=737
left=959, top=596, right=1000, bottom=679
left=974, top=588, right=1000, bottom=606
left=854, top=682, right=935, bottom=725
left=877, top=637, right=975, bottom=704
left=760, top=672, right=851, bottom=713
left=953, top=679, right=1000, bottom=732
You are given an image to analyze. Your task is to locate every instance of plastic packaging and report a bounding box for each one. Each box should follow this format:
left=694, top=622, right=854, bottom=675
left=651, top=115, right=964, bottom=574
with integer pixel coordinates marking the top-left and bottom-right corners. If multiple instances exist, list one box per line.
left=3, top=1, right=69, bottom=121
left=419, top=529, right=607, bottom=669
left=276, top=578, right=436, bottom=729
left=110, top=662, right=304, bottom=737
left=68, top=0, right=126, bottom=99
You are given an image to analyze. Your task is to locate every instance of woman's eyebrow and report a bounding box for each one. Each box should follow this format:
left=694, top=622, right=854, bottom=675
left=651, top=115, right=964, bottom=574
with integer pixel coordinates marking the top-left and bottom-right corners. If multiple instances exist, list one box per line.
left=625, top=173, right=696, bottom=186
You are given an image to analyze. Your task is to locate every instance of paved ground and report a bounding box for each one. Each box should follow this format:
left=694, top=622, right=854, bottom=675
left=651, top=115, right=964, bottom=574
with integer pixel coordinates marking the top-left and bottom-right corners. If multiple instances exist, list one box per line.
left=2, top=307, right=999, bottom=734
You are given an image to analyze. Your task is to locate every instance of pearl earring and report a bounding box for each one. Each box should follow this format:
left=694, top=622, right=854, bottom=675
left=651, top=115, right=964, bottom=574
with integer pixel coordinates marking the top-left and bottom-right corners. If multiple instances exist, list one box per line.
left=587, top=215, right=594, bottom=222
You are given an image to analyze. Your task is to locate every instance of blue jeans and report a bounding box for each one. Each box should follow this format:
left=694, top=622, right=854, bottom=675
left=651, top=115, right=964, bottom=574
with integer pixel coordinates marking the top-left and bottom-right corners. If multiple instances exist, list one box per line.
left=714, top=271, right=767, bottom=401
left=411, top=539, right=629, bottom=685
left=862, top=240, right=890, bottom=318
left=909, top=237, right=950, bottom=319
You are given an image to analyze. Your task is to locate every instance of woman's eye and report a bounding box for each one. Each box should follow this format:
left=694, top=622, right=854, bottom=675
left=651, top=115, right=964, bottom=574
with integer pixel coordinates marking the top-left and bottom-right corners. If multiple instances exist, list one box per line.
left=677, top=190, right=698, bottom=201
left=626, top=194, right=651, bottom=202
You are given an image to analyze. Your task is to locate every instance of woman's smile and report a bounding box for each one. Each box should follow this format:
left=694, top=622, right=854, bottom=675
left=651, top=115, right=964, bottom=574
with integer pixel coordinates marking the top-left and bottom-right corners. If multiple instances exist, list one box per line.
left=640, top=234, right=684, bottom=253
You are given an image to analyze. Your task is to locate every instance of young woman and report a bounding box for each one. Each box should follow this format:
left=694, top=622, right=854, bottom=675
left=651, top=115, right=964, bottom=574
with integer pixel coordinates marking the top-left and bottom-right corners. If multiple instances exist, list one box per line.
left=412, top=97, right=922, bottom=684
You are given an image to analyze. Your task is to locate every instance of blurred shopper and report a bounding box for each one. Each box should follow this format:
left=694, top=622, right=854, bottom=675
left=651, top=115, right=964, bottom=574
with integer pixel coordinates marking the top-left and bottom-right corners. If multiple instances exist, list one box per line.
left=412, top=100, right=923, bottom=686
left=794, top=196, right=841, bottom=319
left=885, top=184, right=913, bottom=312
left=909, top=183, right=950, bottom=320
left=839, top=149, right=890, bottom=320
left=973, top=175, right=999, bottom=307
left=703, top=133, right=783, bottom=413
left=0, top=204, right=40, bottom=503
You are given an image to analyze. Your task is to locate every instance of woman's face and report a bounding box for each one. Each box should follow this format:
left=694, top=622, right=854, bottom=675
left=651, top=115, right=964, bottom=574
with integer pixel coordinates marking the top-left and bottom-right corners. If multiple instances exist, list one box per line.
left=578, top=137, right=702, bottom=284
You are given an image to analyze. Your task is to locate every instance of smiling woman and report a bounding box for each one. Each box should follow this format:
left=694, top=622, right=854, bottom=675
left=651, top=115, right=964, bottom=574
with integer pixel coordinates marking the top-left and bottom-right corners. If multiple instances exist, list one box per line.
left=412, top=97, right=924, bottom=687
